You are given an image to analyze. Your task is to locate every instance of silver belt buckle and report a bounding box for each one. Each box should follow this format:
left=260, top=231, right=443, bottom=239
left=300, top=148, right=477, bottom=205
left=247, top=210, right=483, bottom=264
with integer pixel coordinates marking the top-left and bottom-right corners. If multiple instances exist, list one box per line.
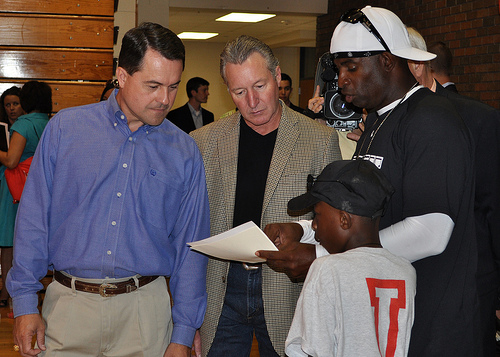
left=99, top=283, right=117, bottom=297
left=242, top=263, right=259, bottom=271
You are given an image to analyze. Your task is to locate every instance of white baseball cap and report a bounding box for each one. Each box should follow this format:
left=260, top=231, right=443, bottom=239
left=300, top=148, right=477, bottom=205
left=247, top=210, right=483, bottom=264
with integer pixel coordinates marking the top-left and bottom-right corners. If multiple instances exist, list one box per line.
left=330, top=6, right=436, bottom=61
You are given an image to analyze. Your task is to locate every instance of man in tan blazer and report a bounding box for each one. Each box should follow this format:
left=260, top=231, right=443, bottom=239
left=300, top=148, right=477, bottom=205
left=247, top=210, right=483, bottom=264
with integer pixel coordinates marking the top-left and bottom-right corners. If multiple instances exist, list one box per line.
left=191, top=35, right=341, bottom=356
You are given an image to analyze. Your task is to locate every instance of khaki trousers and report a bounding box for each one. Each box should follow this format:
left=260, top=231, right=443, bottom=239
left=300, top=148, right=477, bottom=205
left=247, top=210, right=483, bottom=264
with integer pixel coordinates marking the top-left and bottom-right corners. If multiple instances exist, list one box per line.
left=39, top=275, right=172, bottom=357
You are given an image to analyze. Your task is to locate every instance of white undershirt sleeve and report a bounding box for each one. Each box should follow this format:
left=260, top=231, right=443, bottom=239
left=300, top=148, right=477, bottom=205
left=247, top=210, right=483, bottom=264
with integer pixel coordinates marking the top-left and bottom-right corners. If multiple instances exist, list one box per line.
left=297, top=213, right=454, bottom=262
left=297, top=220, right=330, bottom=258
left=379, top=212, right=454, bottom=262
left=297, top=220, right=315, bottom=244
left=314, top=244, right=330, bottom=258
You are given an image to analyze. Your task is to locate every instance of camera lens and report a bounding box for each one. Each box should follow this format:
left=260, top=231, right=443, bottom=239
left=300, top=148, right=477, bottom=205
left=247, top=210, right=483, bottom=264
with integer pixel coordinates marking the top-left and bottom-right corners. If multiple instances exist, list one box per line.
left=329, top=93, right=354, bottom=119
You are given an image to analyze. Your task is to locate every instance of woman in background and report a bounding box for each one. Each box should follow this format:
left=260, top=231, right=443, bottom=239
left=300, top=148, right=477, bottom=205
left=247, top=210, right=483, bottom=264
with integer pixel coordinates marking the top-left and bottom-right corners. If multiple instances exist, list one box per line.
left=0, top=85, right=25, bottom=307
left=1, top=86, right=25, bottom=129
left=0, top=81, right=51, bottom=309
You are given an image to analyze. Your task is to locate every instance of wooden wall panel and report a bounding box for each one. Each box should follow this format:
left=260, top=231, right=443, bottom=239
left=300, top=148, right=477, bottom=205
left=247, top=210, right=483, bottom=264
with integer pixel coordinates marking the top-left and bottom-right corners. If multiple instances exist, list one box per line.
left=0, top=2, right=115, bottom=113
left=0, top=14, right=113, bottom=49
left=50, top=82, right=106, bottom=110
left=0, top=47, right=113, bottom=81
left=0, top=80, right=107, bottom=111
left=0, top=0, right=115, bottom=17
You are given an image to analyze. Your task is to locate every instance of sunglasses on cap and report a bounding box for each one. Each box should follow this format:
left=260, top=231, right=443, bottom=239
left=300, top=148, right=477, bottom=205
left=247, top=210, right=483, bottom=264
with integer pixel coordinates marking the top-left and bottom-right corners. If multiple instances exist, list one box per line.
left=340, top=8, right=391, bottom=54
left=307, top=174, right=354, bottom=193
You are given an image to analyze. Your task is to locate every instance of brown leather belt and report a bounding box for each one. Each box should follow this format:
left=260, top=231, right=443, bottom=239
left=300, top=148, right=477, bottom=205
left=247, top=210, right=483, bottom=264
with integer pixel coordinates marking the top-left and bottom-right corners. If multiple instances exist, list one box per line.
left=54, top=270, right=158, bottom=297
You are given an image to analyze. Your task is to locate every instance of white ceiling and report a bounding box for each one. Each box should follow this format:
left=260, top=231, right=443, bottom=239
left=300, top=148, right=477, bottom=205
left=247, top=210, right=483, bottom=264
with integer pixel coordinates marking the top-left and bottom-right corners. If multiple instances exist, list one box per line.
left=168, top=7, right=320, bottom=48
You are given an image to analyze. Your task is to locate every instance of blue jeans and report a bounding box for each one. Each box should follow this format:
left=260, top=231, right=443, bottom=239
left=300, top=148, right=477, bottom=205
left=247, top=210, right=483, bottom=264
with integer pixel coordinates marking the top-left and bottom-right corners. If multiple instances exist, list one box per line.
left=207, top=262, right=279, bottom=357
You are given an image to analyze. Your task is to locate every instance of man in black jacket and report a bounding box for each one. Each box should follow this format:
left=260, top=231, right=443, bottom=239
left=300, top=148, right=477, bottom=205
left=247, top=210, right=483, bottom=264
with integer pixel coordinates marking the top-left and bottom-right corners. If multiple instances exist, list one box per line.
left=259, top=6, right=480, bottom=356
left=279, top=73, right=305, bottom=114
left=168, top=77, right=214, bottom=133
left=408, top=26, right=500, bottom=355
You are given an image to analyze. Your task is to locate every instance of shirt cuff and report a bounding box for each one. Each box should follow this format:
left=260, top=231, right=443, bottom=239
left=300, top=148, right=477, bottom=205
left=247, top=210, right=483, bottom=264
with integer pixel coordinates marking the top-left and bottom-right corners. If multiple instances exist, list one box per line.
left=170, top=324, right=196, bottom=348
left=12, top=294, right=40, bottom=318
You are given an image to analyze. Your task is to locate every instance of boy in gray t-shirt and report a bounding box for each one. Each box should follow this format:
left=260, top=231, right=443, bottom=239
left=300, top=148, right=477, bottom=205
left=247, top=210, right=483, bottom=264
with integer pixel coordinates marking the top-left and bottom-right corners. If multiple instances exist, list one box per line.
left=285, top=160, right=416, bottom=357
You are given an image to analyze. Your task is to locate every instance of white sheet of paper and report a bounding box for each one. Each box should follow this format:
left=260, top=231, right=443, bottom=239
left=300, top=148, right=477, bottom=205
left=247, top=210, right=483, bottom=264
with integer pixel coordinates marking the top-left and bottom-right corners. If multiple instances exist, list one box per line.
left=188, top=221, right=278, bottom=263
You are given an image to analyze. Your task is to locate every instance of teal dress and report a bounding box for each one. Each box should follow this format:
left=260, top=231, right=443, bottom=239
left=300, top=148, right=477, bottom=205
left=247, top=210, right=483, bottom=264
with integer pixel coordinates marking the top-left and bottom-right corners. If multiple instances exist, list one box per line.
left=0, top=112, right=49, bottom=246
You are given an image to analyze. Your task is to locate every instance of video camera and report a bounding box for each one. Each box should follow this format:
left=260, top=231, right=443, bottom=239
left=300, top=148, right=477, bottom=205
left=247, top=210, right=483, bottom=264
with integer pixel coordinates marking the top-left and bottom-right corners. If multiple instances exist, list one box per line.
left=313, top=52, right=363, bottom=130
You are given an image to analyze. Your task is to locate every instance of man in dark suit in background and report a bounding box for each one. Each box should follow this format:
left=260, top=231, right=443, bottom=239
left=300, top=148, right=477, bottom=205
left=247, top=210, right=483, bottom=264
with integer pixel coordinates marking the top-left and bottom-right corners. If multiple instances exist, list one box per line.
left=279, top=73, right=305, bottom=114
left=168, top=77, right=214, bottom=133
left=428, top=41, right=458, bottom=93
left=407, top=26, right=500, bottom=355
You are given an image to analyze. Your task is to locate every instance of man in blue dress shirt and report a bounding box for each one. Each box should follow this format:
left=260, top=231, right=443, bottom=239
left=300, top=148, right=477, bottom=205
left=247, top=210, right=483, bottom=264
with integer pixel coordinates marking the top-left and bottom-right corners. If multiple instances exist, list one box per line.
left=7, top=22, right=210, bottom=357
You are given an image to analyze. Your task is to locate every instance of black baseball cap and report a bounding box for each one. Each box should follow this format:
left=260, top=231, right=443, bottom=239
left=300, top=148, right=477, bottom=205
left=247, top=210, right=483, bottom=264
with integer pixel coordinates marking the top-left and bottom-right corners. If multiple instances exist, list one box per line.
left=288, top=160, right=395, bottom=219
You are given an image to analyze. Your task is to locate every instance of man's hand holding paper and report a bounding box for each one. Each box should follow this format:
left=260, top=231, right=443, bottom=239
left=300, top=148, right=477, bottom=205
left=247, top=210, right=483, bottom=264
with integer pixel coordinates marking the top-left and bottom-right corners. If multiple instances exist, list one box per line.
left=188, top=221, right=278, bottom=263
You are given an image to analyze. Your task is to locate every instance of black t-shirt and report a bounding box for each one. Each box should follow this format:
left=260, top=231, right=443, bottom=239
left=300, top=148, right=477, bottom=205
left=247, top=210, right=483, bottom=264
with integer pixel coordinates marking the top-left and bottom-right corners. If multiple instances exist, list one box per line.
left=355, top=88, right=479, bottom=355
left=232, top=118, right=278, bottom=228
left=227, top=119, right=278, bottom=307
left=356, top=88, right=472, bottom=226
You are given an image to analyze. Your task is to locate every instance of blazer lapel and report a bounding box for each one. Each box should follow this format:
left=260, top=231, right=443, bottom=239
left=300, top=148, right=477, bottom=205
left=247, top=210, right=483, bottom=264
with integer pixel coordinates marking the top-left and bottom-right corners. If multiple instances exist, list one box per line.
left=216, top=115, right=240, bottom=229
left=261, top=107, right=299, bottom=220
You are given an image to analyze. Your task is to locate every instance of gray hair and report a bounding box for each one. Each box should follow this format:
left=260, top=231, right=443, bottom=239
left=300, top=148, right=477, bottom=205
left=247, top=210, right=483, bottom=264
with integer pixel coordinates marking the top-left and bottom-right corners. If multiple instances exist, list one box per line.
left=406, top=27, right=427, bottom=52
left=406, top=27, right=432, bottom=71
left=220, top=35, right=279, bottom=83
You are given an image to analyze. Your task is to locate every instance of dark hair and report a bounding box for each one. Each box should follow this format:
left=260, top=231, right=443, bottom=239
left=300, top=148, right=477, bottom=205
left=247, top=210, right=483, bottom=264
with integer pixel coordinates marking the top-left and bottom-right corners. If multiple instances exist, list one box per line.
left=428, top=41, right=453, bottom=76
left=220, top=35, right=279, bottom=83
left=280, top=73, right=292, bottom=87
left=186, top=77, right=209, bottom=98
left=100, top=79, right=118, bottom=101
left=0, top=86, right=22, bottom=125
left=19, top=81, right=52, bottom=114
left=118, top=22, right=185, bottom=76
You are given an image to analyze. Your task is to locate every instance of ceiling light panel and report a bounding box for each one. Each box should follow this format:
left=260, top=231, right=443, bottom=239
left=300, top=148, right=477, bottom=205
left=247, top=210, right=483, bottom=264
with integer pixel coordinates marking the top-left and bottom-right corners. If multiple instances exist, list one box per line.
left=216, top=13, right=276, bottom=23
left=178, top=32, right=218, bottom=40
